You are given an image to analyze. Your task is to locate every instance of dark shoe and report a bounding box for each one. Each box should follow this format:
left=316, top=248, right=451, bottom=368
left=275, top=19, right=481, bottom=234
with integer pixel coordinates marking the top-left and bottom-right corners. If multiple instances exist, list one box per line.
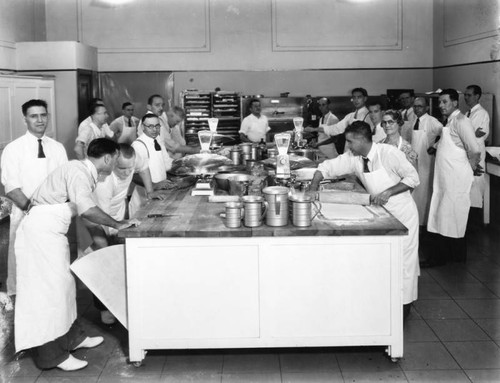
left=403, top=303, right=412, bottom=321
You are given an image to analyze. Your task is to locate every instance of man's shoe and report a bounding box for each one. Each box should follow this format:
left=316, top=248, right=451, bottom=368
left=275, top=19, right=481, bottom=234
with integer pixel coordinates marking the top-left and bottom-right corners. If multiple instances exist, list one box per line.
left=57, top=355, right=88, bottom=371
left=73, top=336, right=104, bottom=351
left=101, top=310, right=117, bottom=325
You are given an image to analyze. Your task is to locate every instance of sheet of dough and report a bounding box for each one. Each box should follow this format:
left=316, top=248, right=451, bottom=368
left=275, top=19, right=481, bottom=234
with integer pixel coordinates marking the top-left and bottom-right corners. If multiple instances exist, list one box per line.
left=319, top=203, right=374, bottom=220
left=71, top=245, right=128, bottom=329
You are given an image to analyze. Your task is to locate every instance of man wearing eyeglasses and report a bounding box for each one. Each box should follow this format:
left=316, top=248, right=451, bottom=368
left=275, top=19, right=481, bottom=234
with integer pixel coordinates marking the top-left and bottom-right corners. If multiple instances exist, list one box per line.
left=1, top=99, right=68, bottom=298
left=130, top=114, right=174, bottom=216
left=410, top=97, right=443, bottom=227
left=109, top=102, right=140, bottom=144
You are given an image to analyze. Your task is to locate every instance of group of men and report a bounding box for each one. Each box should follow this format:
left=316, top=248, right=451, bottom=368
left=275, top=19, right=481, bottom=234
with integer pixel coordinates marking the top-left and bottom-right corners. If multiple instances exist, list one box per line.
left=0, top=94, right=200, bottom=371
left=307, top=85, right=489, bottom=320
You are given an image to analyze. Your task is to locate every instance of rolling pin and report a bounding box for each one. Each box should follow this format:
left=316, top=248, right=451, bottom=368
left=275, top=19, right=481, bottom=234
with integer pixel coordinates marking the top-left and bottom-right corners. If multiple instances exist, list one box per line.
left=319, top=190, right=370, bottom=206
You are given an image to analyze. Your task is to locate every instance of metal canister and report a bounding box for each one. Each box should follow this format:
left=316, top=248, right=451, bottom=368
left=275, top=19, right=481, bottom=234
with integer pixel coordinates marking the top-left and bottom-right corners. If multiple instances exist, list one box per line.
left=262, top=186, right=289, bottom=226
left=251, top=145, right=259, bottom=160
left=240, top=143, right=252, bottom=155
left=289, top=195, right=321, bottom=227
left=267, top=148, right=278, bottom=158
left=241, top=153, right=252, bottom=166
left=230, top=146, right=241, bottom=165
left=225, top=202, right=243, bottom=228
left=241, top=196, right=268, bottom=227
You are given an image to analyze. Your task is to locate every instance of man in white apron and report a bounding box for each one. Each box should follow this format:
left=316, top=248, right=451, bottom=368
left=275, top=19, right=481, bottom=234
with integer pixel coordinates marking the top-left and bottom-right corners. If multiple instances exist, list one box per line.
left=0, top=99, right=68, bottom=297
left=14, top=138, right=139, bottom=371
left=130, top=114, right=175, bottom=216
left=398, top=90, right=417, bottom=143
left=164, top=106, right=200, bottom=159
left=464, top=85, right=490, bottom=209
left=310, top=97, right=339, bottom=159
left=305, top=88, right=374, bottom=155
left=309, top=121, right=420, bottom=320
left=74, top=103, right=113, bottom=159
left=425, top=89, right=481, bottom=267
left=368, top=101, right=387, bottom=143
left=109, top=102, right=140, bottom=144
left=410, top=97, right=443, bottom=227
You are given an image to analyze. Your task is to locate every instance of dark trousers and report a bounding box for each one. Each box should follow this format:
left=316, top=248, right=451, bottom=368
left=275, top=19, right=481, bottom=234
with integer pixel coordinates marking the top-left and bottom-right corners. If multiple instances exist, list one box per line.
left=428, top=232, right=467, bottom=264
left=31, top=319, right=87, bottom=369
left=93, top=294, right=106, bottom=311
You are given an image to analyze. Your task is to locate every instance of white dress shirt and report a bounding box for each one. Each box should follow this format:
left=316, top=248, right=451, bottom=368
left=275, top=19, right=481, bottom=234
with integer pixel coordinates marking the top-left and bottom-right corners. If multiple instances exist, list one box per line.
left=323, top=106, right=373, bottom=137
left=239, top=114, right=270, bottom=143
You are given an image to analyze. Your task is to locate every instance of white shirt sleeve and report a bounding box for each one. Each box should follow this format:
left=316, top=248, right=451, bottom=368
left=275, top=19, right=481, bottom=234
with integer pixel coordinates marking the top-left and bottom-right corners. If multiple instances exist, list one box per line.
left=317, top=152, right=358, bottom=179
left=0, top=144, right=21, bottom=194
left=323, top=113, right=352, bottom=137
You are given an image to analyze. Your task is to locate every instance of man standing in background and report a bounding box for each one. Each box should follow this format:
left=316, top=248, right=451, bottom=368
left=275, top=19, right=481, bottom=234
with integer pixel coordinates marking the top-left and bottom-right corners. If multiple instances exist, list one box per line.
left=399, top=90, right=416, bottom=143
left=1, top=99, right=68, bottom=297
left=109, top=102, right=139, bottom=144
left=464, top=84, right=490, bottom=210
left=310, top=97, right=339, bottom=159
left=239, top=98, right=270, bottom=143
left=368, top=101, right=387, bottom=143
left=74, top=103, right=113, bottom=159
left=164, top=106, right=200, bottom=159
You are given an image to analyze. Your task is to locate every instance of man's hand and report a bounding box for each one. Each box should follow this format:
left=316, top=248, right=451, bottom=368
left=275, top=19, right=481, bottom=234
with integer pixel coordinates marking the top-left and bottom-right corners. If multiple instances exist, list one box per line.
left=116, top=218, right=141, bottom=231
left=154, top=179, right=176, bottom=190
left=304, top=126, right=317, bottom=133
left=146, top=191, right=167, bottom=200
left=371, top=190, right=392, bottom=206
left=475, top=128, right=486, bottom=138
left=427, top=147, right=437, bottom=155
left=474, top=164, right=484, bottom=176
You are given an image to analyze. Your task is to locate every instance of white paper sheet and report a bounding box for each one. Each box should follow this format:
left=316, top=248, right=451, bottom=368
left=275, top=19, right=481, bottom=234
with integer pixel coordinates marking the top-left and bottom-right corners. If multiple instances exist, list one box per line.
left=70, top=245, right=128, bottom=329
left=319, top=203, right=374, bottom=221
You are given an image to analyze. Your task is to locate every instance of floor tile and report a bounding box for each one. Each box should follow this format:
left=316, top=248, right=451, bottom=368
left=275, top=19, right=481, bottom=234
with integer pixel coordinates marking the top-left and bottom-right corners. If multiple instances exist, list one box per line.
left=164, top=353, right=223, bottom=373
left=445, top=341, right=500, bottom=369
left=100, top=375, right=167, bottom=382
left=426, top=319, right=490, bottom=341
left=279, top=351, right=339, bottom=373
left=38, top=377, right=99, bottom=383
left=336, top=348, right=401, bottom=372
left=281, top=371, right=344, bottom=382
left=404, top=320, right=438, bottom=342
left=404, top=369, right=470, bottom=382
left=426, top=266, right=479, bottom=284
left=160, top=371, right=222, bottom=382
left=456, top=299, right=500, bottom=318
left=417, top=281, right=450, bottom=299
left=221, top=372, right=281, bottom=382
left=467, top=268, right=500, bottom=283
left=398, top=342, right=459, bottom=371
left=342, top=370, right=408, bottom=382
left=101, top=350, right=165, bottom=377
left=440, top=282, right=498, bottom=299
left=413, top=299, right=468, bottom=320
left=482, top=282, right=500, bottom=298
left=222, top=353, right=280, bottom=374
left=465, top=369, right=500, bottom=383
left=3, top=354, right=42, bottom=378
left=476, top=318, right=500, bottom=340
left=0, top=377, right=39, bottom=383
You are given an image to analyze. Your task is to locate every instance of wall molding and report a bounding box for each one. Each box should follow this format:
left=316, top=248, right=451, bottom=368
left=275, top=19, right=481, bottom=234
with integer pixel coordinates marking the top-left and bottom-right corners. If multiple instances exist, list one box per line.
left=78, top=0, right=211, bottom=54
left=443, top=0, right=498, bottom=47
left=0, top=40, right=16, bottom=50
left=271, top=0, right=402, bottom=52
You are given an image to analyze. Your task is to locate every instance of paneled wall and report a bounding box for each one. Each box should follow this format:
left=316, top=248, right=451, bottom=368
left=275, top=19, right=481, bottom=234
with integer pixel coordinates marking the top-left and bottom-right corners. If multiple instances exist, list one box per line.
left=45, top=0, right=434, bottom=72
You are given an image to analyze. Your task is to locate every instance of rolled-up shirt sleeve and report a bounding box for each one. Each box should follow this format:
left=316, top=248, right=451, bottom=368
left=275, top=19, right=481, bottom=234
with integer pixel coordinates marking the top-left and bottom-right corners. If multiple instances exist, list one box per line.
left=323, top=114, right=351, bottom=137
left=317, top=152, right=357, bottom=179
left=67, top=172, right=97, bottom=215
left=388, top=148, right=420, bottom=189
left=0, top=145, right=21, bottom=194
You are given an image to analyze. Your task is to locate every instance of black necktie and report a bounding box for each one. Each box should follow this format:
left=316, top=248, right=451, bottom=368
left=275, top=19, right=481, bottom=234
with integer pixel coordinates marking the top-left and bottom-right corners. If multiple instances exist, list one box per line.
left=413, top=118, right=420, bottom=131
left=153, top=139, right=161, bottom=151
left=466, top=110, right=471, bottom=118
left=362, top=157, right=370, bottom=173
left=443, top=118, right=448, bottom=126
left=404, top=109, right=408, bottom=121
left=128, top=118, right=133, bottom=127
left=37, top=139, right=46, bottom=158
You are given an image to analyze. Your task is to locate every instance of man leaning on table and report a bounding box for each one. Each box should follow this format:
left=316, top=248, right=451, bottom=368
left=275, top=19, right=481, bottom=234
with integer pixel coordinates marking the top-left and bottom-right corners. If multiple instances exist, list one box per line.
left=14, top=138, right=139, bottom=372
left=309, top=120, right=420, bottom=321
left=0, top=99, right=68, bottom=297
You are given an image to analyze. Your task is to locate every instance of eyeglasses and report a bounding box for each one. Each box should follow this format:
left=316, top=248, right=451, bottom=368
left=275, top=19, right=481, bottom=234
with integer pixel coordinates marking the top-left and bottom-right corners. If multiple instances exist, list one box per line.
left=381, top=120, right=397, bottom=127
left=143, top=124, right=161, bottom=130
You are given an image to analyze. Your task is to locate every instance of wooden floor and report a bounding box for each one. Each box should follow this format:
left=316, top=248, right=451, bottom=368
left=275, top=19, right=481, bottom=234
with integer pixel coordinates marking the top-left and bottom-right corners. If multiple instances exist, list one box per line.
left=2, top=211, right=500, bottom=382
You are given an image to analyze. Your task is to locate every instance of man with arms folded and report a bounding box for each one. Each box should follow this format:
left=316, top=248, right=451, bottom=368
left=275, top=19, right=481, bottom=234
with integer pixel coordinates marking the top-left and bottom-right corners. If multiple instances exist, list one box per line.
left=398, top=90, right=416, bottom=143
left=464, top=84, right=490, bottom=210
left=239, top=98, right=270, bottom=143
left=410, top=97, right=443, bottom=227
left=423, top=89, right=481, bottom=267
left=109, top=102, right=140, bottom=144
left=1, top=99, right=68, bottom=297
left=310, top=97, right=339, bottom=159
left=74, top=103, right=113, bottom=159
left=309, top=121, right=420, bottom=321
left=14, top=138, right=139, bottom=371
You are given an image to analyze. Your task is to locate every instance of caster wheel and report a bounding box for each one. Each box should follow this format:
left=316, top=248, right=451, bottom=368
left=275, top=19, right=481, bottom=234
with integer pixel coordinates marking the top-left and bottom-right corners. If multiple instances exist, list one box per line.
left=132, top=361, right=142, bottom=368
left=391, top=357, right=400, bottom=363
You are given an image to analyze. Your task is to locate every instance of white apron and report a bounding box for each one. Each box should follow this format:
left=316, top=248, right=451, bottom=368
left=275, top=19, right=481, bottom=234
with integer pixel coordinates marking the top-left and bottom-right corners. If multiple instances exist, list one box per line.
left=361, top=158, right=419, bottom=304
left=318, top=115, right=338, bottom=159
left=7, top=155, right=48, bottom=296
left=118, top=116, right=137, bottom=144
left=411, top=128, right=435, bottom=226
left=129, top=138, right=167, bottom=217
left=427, top=126, right=473, bottom=238
left=14, top=202, right=77, bottom=352
left=470, top=139, right=486, bottom=208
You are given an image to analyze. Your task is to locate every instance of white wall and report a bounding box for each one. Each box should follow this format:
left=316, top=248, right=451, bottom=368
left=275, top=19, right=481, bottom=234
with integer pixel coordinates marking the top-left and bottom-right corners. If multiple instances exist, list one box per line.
left=45, top=0, right=434, bottom=72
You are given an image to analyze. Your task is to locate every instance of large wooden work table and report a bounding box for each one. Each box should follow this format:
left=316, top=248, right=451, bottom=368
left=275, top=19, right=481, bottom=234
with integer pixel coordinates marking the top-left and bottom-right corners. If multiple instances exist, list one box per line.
left=119, top=188, right=407, bottom=365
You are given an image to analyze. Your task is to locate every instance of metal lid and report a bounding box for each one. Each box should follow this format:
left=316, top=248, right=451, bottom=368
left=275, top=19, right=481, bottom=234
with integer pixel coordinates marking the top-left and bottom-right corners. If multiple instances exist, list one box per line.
left=262, top=186, right=289, bottom=195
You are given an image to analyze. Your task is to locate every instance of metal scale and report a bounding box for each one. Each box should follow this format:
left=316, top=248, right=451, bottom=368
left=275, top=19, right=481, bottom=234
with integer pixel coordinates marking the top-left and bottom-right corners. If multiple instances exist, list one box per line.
left=191, top=118, right=219, bottom=196
left=274, top=132, right=291, bottom=179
